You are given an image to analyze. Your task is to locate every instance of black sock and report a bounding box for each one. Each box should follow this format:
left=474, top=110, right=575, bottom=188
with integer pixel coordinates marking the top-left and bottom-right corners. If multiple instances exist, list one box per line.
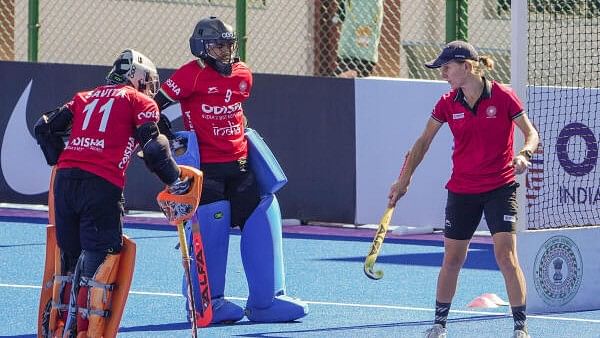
left=512, top=305, right=527, bottom=332
left=434, top=300, right=451, bottom=328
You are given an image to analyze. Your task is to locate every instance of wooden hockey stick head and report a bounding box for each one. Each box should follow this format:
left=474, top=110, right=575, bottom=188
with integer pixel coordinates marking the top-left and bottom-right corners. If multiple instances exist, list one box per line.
left=157, top=165, right=203, bottom=225
left=363, top=150, right=410, bottom=280
left=364, top=207, right=395, bottom=280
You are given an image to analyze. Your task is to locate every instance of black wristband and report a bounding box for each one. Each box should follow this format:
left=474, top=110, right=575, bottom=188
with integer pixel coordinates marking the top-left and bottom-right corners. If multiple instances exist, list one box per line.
left=519, top=149, right=533, bottom=160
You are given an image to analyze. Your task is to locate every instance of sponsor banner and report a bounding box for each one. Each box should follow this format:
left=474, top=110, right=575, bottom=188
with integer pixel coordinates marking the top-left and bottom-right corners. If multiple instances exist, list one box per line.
left=526, top=86, right=600, bottom=228
left=0, top=62, right=356, bottom=222
left=0, top=61, right=173, bottom=209
left=518, top=227, right=600, bottom=313
left=244, top=74, right=357, bottom=223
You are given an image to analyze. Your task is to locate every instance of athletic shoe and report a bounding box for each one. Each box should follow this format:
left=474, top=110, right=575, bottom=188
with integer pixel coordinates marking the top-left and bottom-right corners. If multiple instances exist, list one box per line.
left=424, top=324, right=447, bottom=338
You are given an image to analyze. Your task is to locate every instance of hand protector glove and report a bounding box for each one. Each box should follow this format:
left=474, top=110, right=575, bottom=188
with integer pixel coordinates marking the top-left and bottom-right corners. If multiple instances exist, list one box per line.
left=169, top=176, right=191, bottom=195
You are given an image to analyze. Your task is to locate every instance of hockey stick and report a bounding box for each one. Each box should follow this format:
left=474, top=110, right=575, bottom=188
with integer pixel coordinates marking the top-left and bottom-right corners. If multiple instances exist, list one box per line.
left=189, top=220, right=213, bottom=326
left=156, top=166, right=203, bottom=337
left=364, top=207, right=395, bottom=280
left=177, top=221, right=199, bottom=337
left=364, top=151, right=410, bottom=280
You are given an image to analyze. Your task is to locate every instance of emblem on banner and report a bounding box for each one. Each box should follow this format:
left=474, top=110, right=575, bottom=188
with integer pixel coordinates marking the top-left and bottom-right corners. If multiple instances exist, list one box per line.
left=533, top=235, right=583, bottom=306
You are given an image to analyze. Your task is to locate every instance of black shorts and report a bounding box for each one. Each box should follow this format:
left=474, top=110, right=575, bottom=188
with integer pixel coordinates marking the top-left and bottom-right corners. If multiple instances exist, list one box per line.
left=444, top=182, right=519, bottom=240
left=54, top=168, right=124, bottom=257
left=200, top=159, right=260, bottom=228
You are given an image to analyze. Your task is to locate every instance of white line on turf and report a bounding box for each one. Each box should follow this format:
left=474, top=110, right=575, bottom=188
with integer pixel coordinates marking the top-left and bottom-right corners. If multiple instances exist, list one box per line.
left=2, top=283, right=599, bottom=324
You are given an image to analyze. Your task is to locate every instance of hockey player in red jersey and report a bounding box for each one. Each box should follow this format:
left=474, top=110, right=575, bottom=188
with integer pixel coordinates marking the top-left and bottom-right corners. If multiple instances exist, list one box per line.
left=154, top=16, right=309, bottom=324
left=34, top=49, right=191, bottom=337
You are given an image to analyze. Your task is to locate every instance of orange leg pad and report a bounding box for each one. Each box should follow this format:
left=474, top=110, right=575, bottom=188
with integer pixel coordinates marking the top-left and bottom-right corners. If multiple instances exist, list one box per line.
left=38, top=166, right=58, bottom=338
left=86, top=235, right=136, bottom=338
left=37, top=224, right=60, bottom=337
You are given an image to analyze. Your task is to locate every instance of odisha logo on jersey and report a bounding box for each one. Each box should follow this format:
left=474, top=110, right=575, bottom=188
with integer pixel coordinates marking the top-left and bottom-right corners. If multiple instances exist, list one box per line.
left=533, top=235, right=583, bottom=307
left=118, top=137, right=136, bottom=169
left=137, top=110, right=158, bottom=120
left=201, top=102, right=242, bottom=115
left=165, top=78, right=181, bottom=96
left=68, top=137, right=105, bottom=149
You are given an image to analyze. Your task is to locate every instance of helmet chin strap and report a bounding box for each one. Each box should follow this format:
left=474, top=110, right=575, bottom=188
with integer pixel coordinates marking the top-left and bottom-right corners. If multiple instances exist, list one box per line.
left=204, top=56, right=233, bottom=76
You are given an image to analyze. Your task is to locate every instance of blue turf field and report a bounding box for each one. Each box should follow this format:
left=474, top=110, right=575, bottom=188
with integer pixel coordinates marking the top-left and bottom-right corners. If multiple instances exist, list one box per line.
left=1, top=217, right=599, bottom=338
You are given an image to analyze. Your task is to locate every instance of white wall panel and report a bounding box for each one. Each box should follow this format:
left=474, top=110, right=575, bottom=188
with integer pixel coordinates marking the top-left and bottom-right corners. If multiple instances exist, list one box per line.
left=355, top=78, right=452, bottom=227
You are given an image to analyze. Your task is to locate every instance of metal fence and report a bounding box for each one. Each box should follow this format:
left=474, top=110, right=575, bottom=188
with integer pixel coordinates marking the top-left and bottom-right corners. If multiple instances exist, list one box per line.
left=0, top=0, right=512, bottom=82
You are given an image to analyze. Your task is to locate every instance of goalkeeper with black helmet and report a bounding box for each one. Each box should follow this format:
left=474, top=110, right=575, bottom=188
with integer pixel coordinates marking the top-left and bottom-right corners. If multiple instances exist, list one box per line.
left=154, top=16, right=308, bottom=325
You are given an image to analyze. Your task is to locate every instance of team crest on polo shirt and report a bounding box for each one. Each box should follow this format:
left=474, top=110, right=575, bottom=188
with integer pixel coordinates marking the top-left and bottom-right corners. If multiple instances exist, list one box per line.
left=486, top=106, right=497, bottom=118
left=239, top=80, right=248, bottom=92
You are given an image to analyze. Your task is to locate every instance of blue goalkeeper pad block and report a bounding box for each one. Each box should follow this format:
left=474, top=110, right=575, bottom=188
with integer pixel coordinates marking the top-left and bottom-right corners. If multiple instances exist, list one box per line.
left=241, top=194, right=285, bottom=307
left=173, top=131, right=200, bottom=169
left=245, top=128, right=287, bottom=195
left=241, top=194, right=308, bottom=321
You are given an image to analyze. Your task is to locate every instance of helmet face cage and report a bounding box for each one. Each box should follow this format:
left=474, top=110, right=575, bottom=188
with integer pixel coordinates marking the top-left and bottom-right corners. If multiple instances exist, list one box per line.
left=106, top=49, right=160, bottom=97
left=142, top=70, right=160, bottom=98
left=204, top=37, right=238, bottom=64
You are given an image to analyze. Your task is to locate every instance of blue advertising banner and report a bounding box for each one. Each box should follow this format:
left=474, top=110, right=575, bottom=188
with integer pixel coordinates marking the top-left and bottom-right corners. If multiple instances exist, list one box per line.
left=0, top=61, right=356, bottom=223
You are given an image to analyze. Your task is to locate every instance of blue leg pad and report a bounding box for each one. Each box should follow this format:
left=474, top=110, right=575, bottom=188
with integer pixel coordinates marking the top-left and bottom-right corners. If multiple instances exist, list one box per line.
left=209, top=297, right=244, bottom=324
left=241, top=195, right=308, bottom=322
left=182, top=200, right=244, bottom=324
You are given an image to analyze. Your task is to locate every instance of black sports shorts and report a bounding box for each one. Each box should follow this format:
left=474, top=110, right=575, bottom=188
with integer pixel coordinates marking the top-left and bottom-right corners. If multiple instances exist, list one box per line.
left=200, top=159, right=260, bottom=229
left=54, top=168, right=124, bottom=257
left=444, top=181, right=519, bottom=240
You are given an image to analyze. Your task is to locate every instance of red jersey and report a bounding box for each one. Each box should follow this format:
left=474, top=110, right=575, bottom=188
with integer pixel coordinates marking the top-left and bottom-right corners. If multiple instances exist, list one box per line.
left=431, top=79, right=524, bottom=194
left=58, top=84, right=159, bottom=188
left=160, top=60, right=252, bottom=163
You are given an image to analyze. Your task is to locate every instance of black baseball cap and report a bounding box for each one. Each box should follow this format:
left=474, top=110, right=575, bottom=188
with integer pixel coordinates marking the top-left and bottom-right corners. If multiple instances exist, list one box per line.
left=425, top=40, right=479, bottom=69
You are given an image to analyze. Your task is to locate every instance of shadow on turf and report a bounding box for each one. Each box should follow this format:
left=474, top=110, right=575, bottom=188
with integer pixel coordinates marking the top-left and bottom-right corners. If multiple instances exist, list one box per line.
left=117, top=320, right=296, bottom=333
left=232, top=314, right=510, bottom=337
left=3, top=315, right=508, bottom=337
left=324, top=247, right=500, bottom=270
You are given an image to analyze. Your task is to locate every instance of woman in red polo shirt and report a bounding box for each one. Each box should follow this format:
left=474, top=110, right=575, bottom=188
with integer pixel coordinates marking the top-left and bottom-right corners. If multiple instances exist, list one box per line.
left=388, top=41, right=539, bottom=338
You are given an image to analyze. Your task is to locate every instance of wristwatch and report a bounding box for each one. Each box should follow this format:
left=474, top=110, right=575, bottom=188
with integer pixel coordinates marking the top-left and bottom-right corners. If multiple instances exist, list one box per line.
left=519, top=149, right=533, bottom=160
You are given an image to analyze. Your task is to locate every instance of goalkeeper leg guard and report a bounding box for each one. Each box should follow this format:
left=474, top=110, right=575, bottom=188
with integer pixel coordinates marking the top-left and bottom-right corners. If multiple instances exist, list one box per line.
left=72, top=236, right=136, bottom=337
left=41, top=232, right=79, bottom=337
left=38, top=225, right=69, bottom=337
left=183, top=200, right=244, bottom=324
left=241, top=194, right=308, bottom=322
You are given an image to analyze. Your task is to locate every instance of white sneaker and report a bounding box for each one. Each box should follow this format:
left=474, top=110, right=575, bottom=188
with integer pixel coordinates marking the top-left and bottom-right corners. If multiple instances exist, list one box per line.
left=513, top=329, right=530, bottom=338
left=424, top=324, right=447, bottom=338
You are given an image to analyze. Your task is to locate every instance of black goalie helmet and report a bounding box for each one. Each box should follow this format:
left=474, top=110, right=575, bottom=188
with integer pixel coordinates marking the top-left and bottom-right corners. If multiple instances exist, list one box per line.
left=189, top=16, right=238, bottom=75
